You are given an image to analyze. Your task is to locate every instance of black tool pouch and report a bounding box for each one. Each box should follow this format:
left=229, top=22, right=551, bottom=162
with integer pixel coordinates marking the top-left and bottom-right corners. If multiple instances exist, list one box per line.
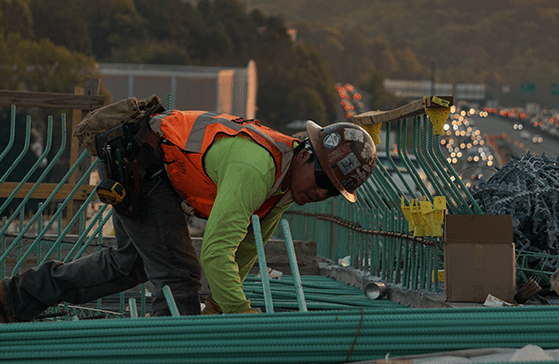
left=95, top=103, right=165, bottom=220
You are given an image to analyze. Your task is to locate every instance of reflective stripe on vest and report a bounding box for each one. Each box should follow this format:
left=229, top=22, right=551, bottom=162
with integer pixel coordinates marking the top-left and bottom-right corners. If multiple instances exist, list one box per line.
left=150, top=110, right=297, bottom=219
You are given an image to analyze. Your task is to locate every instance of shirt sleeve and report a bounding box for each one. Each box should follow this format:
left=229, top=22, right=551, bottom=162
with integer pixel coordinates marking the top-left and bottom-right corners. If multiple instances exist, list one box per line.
left=200, top=135, right=278, bottom=313
left=234, top=202, right=292, bottom=286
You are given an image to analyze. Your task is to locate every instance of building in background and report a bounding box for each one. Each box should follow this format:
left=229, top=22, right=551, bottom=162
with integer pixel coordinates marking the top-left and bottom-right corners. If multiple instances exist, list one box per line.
left=384, top=79, right=486, bottom=106
left=98, top=61, right=257, bottom=118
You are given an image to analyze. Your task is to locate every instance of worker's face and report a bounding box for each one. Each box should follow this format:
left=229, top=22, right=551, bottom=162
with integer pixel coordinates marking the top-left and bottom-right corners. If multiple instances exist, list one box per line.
left=289, top=149, right=335, bottom=206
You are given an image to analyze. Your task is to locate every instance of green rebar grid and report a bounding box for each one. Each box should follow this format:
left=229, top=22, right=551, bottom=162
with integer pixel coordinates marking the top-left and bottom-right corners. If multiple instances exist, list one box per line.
left=285, top=113, right=473, bottom=291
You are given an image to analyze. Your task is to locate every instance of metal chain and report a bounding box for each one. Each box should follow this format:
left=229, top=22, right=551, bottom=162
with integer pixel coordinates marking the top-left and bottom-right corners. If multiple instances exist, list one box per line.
left=284, top=211, right=440, bottom=247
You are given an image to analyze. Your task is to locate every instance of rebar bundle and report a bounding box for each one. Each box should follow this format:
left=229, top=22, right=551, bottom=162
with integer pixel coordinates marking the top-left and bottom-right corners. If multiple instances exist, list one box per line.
left=1, top=305, right=558, bottom=363
left=243, top=274, right=403, bottom=311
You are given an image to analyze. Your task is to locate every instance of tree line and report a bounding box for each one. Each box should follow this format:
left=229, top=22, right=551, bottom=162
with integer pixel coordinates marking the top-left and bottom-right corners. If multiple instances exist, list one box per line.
left=0, top=0, right=433, bottom=129
left=1, top=0, right=336, bottom=130
left=0, top=0, right=341, bottom=191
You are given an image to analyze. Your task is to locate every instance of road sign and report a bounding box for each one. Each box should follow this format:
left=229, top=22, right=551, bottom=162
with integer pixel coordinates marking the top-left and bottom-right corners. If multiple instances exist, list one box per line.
left=551, top=83, right=559, bottom=96
left=520, top=82, right=535, bottom=95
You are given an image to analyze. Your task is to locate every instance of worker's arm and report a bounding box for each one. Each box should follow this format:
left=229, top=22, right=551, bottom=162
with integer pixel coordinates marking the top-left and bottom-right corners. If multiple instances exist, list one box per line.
left=234, top=202, right=292, bottom=284
left=201, top=135, right=285, bottom=313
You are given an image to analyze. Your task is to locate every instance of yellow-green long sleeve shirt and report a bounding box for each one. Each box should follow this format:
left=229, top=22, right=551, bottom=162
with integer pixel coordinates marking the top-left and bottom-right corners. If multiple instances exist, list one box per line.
left=200, top=135, right=293, bottom=313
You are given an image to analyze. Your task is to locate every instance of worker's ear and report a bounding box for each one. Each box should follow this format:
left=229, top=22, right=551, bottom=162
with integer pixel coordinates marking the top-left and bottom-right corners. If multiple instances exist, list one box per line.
left=296, top=148, right=312, bottom=164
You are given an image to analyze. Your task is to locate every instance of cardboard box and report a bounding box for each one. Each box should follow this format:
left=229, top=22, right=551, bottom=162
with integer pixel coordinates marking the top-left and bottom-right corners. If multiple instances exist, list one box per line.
left=444, top=214, right=516, bottom=303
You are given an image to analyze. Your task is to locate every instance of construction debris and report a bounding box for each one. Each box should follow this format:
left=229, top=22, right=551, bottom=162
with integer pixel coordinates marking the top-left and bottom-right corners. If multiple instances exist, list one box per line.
left=470, top=152, right=559, bottom=257
left=469, top=152, right=559, bottom=289
left=515, top=277, right=542, bottom=304
left=551, top=269, right=559, bottom=294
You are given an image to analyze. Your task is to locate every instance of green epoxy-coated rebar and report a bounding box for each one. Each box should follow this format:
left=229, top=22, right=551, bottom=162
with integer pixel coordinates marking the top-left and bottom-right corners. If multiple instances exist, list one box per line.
left=37, top=203, right=43, bottom=264
left=283, top=120, right=452, bottom=291
left=0, top=117, right=63, bottom=266
left=280, top=219, right=307, bottom=311
left=0, top=117, right=31, bottom=187
left=162, top=285, right=180, bottom=317
left=129, top=298, right=138, bottom=318
left=64, top=204, right=111, bottom=262
left=244, top=286, right=377, bottom=307
left=38, top=165, right=101, bottom=264
left=385, top=125, right=415, bottom=199
left=0, top=105, right=16, bottom=164
left=97, top=233, right=103, bottom=310
left=430, top=115, right=484, bottom=214
left=360, top=179, right=386, bottom=209
left=372, top=166, right=400, bottom=205
left=398, top=119, right=432, bottom=200
left=1, top=116, right=52, bottom=214
left=166, top=93, right=172, bottom=109
left=252, top=215, right=274, bottom=313
left=243, top=274, right=404, bottom=311
left=1, top=306, right=559, bottom=363
left=247, top=300, right=372, bottom=310
left=245, top=274, right=362, bottom=290
left=1, top=217, right=6, bottom=278
left=412, top=119, right=445, bottom=198
left=5, top=107, right=556, bottom=363
left=424, top=119, right=468, bottom=212
left=8, top=151, right=97, bottom=273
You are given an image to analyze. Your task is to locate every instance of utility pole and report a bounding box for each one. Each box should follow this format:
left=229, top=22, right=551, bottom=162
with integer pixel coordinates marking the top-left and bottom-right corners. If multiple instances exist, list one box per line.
left=430, top=61, right=436, bottom=96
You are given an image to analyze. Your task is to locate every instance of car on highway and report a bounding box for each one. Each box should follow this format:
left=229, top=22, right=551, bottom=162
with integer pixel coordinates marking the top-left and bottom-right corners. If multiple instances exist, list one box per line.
left=373, top=152, right=435, bottom=199
left=520, top=131, right=531, bottom=140
left=532, top=134, right=543, bottom=144
left=466, top=148, right=480, bottom=163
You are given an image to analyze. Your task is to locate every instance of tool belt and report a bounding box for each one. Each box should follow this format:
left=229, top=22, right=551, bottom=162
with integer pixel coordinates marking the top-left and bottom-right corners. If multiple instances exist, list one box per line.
left=94, top=103, right=165, bottom=220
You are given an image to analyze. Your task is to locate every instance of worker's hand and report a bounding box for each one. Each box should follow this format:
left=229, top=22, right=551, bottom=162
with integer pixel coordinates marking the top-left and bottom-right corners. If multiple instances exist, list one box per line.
left=201, top=297, right=222, bottom=315
left=202, top=297, right=261, bottom=315
left=239, top=308, right=261, bottom=314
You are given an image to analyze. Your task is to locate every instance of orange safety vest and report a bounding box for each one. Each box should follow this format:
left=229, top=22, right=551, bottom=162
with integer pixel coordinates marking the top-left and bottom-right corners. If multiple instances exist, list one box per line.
left=149, top=110, right=298, bottom=219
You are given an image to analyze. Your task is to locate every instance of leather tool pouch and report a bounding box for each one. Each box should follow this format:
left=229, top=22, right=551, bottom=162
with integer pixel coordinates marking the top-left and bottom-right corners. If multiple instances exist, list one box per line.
left=94, top=103, right=165, bottom=220
left=75, top=95, right=166, bottom=220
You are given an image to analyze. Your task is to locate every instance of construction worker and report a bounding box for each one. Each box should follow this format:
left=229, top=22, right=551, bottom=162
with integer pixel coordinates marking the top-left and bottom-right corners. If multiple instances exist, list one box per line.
left=0, top=110, right=376, bottom=322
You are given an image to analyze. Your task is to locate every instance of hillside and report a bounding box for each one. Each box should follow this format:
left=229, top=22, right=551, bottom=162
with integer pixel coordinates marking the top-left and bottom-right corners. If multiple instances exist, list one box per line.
left=234, top=0, right=559, bottom=107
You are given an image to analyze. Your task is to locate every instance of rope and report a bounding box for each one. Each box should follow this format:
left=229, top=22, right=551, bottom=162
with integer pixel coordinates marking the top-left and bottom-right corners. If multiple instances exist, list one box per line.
left=345, top=307, right=364, bottom=363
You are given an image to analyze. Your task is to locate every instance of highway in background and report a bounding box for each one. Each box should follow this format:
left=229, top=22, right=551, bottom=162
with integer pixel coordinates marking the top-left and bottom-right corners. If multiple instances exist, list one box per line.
left=332, top=83, right=558, bottom=189
left=469, top=113, right=559, bottom=158
left=447, top=112, right=558, bottom=187
left=436, top=108, right=559, bottom=189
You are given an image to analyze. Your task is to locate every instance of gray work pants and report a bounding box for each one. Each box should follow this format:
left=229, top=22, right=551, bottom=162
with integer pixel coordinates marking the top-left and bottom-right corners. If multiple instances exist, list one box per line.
left=2, top=174, right=202, bottom=321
